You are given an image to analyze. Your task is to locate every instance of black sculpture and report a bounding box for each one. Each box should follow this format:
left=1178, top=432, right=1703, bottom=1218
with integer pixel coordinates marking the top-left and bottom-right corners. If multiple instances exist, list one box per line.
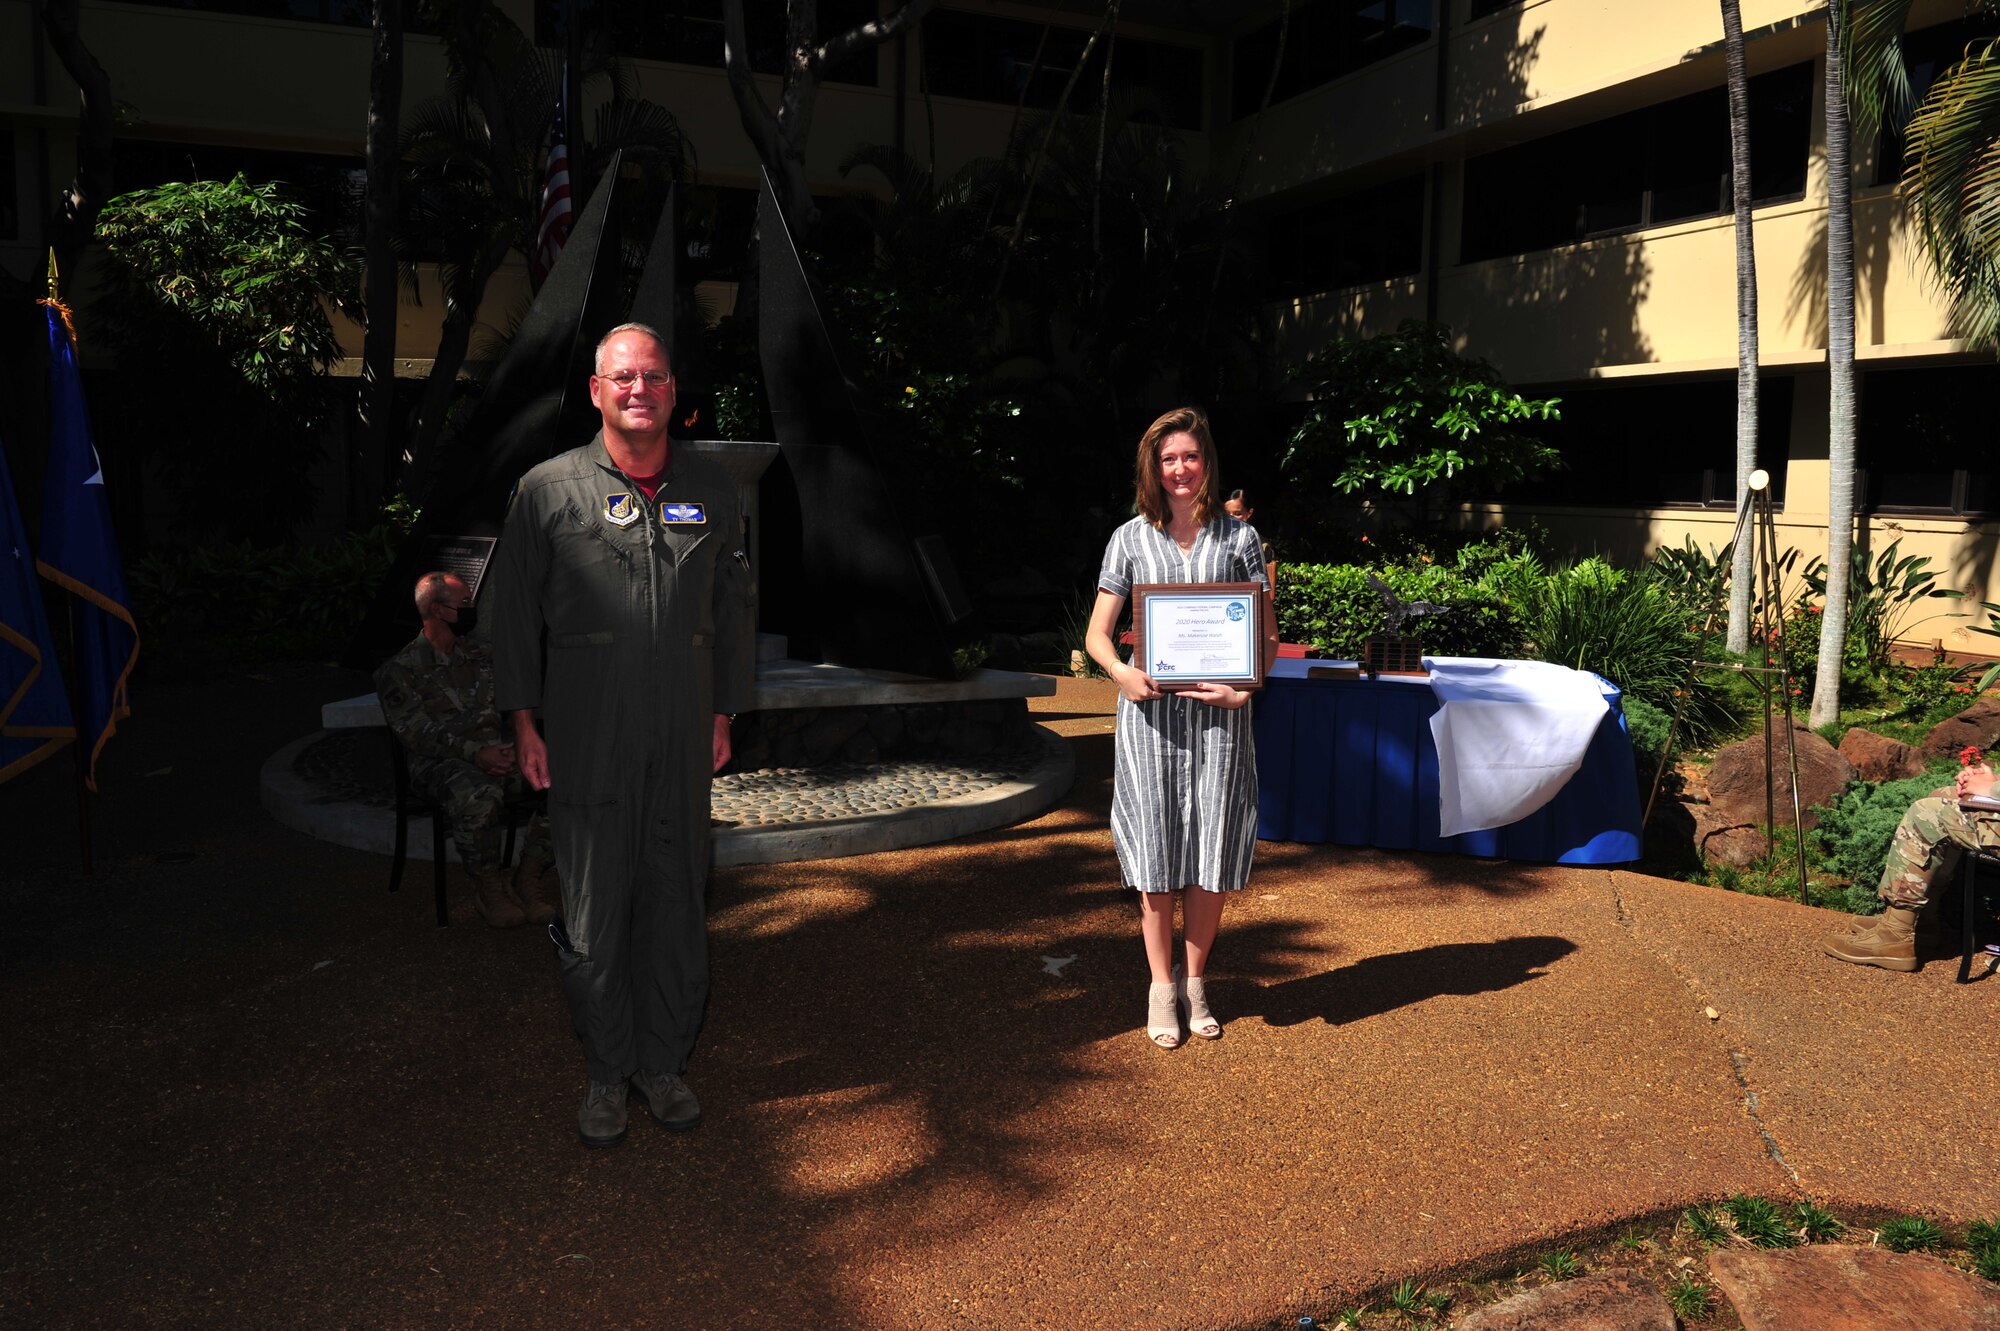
left=754, top=173, right=965, bottom=680
left=343, top=156, right=634, bottom=669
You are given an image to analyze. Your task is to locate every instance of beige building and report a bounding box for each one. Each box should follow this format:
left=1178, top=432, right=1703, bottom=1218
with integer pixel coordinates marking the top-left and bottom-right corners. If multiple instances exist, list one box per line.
left=5, top=0, right=1996, bottom=637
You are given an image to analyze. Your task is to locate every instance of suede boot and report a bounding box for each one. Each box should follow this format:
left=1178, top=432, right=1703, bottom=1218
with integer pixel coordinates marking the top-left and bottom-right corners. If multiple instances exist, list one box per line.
left=1821, top=905, right=1918, bottom=972
left=471, top=867, right=527, bottom=929
left=512, top=849, right=560, bottom=925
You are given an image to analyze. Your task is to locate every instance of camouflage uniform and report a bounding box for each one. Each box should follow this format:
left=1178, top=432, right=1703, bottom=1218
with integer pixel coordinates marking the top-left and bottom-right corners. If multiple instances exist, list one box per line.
left=375, top=633, right=551, bottom=871
left=1875, top=785, right=2000, bottom=909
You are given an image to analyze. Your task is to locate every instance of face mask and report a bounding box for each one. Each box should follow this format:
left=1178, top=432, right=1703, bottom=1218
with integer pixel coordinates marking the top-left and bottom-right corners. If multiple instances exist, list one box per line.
left=450, top=606, right=479, bottom=636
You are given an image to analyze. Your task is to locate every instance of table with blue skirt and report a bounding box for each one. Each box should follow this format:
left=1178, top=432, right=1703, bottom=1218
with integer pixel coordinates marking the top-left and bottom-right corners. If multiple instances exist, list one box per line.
left=1251, top=656, right=1645, bottom=865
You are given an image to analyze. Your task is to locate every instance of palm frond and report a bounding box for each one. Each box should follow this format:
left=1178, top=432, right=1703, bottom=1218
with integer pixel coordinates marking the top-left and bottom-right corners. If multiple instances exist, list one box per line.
left=1840, top=0, right=1917, bottom=132
left=1901, top=36, right=2000, bottom=349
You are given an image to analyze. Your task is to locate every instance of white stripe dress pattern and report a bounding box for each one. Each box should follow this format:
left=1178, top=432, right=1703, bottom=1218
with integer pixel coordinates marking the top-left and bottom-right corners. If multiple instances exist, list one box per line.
left=1097, top=514, right=1268, bottom=893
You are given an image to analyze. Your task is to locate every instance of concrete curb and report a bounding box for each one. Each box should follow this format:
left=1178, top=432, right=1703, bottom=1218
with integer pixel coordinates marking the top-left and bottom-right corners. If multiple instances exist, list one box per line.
left=259, top=726, right=1076, bottom=867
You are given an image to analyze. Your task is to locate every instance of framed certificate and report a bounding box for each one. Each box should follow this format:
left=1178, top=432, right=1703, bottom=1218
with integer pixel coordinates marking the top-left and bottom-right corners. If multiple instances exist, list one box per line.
left=1131, top=582, right=1266, bottom=691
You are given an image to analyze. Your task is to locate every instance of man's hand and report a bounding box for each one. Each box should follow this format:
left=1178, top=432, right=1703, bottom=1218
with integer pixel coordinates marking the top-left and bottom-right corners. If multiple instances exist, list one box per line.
left=510, top=710, right=551, bottom=790
left=713, top=713, right=732, bottom=774
left=1956, top=761, right=1996, bottom=801
left=474, top=743, right=517, bottom=777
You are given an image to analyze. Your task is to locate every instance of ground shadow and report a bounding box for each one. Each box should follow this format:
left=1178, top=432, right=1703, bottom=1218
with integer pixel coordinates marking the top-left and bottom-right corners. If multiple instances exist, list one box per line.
left=1242, top=934, right=1577, bottom=1028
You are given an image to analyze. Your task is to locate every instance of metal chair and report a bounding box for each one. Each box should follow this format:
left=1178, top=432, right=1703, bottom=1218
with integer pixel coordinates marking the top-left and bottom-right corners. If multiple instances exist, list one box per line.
left=386, top=734, right=543, bottom=927
left=1959, top=844, right=2000, bottom=984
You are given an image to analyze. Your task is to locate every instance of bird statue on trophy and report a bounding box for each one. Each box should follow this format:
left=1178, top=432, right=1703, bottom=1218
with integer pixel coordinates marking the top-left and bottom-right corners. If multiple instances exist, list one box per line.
left=1362, top=572, right=1446, bottom=678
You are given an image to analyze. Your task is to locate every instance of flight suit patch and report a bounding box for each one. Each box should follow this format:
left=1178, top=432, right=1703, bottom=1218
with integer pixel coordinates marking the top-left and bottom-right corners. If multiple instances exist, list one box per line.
left=660, top=501, right=707, bottom=524
left=603, top=493, right=640, bottom=527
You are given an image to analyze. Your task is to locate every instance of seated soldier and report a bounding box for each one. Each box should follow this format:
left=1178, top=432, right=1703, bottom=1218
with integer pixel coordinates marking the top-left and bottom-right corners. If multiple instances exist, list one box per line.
left=1822, top=751, right=1999, bottom=971
left=376, top=571, right=557, bottom=928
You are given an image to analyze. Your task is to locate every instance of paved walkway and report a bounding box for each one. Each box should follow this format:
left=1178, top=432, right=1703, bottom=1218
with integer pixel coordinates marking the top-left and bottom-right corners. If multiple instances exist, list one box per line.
left=1, top=665, right=1996, bottom=1329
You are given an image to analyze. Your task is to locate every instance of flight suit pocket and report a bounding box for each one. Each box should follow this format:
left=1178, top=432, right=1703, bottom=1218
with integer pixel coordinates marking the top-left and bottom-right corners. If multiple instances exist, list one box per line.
left=544, top=635, right=624, bottom=803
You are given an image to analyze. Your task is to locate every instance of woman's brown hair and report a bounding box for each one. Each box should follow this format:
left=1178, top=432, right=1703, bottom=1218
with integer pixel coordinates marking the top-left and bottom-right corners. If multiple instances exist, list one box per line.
left=1133, top=406, right=1218, bottom=529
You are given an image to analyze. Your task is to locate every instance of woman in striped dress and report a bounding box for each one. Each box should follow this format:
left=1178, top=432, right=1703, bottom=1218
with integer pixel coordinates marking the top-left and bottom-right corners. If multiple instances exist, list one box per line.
left=1085, top=407, right=1276, bottom=1049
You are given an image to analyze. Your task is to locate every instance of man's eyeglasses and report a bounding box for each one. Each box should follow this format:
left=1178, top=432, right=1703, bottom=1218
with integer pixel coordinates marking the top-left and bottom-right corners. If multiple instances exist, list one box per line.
left=599, top=370, right=671, bottom=390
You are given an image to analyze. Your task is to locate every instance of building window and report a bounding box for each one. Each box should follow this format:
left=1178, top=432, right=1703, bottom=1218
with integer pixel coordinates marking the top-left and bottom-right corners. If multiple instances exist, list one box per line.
left=919, top=9, right=1204, bottom=131
left=1460, top=62, right=1811, bottom=262
left=1514, top=377, right=1794, bottom=510
left=1231, top=0, right=1431, bottom=121
left=536, top=0, right=881, bottom=87
left=1468, top=0, right=1516, bottom=18
left=1859, top=363, right=1998, bottom=516
left=1262, top=175, right=1425, bottom=296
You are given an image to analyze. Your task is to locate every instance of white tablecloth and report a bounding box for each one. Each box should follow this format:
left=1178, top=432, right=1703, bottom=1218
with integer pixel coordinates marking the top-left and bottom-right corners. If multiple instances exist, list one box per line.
left=1425, top=657, right=1612, bottom=838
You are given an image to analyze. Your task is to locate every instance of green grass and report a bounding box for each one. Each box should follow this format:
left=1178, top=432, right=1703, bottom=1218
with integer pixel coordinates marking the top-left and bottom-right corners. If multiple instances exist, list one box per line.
left=1666, top=1271, right=1713, bottom=1320
left=1725, top=1193, right=1802, bottom=1249
left=1385, top=1276, right=1427, bottom=1320
left=1683, top=1204, right=1731, bottom=1246
left=1966, top=1216, right=2000, bottom=1255
left=1795, top=1199, right=1843, bottom=1243
left=1879, top=1216, right=1946, bottom=1253
left=1536, top=1250, right=1583, bottom=1281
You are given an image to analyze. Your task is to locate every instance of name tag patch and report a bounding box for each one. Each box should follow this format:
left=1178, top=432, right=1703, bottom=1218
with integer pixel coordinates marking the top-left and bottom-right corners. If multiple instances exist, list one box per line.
left=660, top=501, right=707, bottom=524
left=603, top=493, right=640, bottom=527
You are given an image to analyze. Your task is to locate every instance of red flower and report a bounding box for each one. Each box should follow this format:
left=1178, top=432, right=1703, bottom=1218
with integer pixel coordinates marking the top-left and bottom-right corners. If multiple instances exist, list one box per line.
left=1960, top=745, right=1985, bottom=767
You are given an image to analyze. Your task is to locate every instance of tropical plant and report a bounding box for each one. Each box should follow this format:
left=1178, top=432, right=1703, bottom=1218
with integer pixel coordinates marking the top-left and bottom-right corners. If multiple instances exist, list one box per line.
left=1519, top=560, right=1742, bottom=744
left=358, top=0, right=404, bottom=500
left=1801, top=538, right=1965, bottom=679
left=1899, top=9, right=2000, bottom=350
left=1281, top=321, right=1562, bottom=551
left=92, top=175, right=354, bottom=538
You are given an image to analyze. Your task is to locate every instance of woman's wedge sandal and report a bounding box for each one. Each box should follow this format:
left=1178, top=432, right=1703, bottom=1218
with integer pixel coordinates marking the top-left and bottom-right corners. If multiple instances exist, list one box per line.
left=1146, top=979, right=1181, bottom=1049
left=1182, top=975, right=1222, bottom=1040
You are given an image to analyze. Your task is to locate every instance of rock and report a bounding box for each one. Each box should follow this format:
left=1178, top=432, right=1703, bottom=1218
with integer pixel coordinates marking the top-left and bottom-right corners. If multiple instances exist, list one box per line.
left=1707, top=722, right=1857, bottom=832
left=1708, top=1244, right=2000, bottom=1330
left=1922, top=697, right=2000, bottom=762
left=1690, top=803, right=1768, bottom=867
left=1839, top=727, right=1927, bottom=782
left=1455, top=1269, right=1675, bottom=1331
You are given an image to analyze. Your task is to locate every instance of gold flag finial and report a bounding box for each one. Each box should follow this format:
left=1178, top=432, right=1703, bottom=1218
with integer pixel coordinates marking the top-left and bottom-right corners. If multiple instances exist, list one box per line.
left=38, top=249, right=76, bottom=346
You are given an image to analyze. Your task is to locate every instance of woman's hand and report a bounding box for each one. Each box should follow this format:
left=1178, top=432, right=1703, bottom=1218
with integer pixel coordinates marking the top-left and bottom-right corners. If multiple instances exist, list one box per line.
left=1182, top=680, right=1251, bottom=710
left=1114, top=662, right=1163, bottom=704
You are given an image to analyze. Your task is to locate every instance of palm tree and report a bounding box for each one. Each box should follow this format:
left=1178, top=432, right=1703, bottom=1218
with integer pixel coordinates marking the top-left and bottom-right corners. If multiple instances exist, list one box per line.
left=1815, top=0, right=1859, bottom=728
left=1902, top=22, right=2000, bottom=350
left=1721, top=0, right=1758, bottom=654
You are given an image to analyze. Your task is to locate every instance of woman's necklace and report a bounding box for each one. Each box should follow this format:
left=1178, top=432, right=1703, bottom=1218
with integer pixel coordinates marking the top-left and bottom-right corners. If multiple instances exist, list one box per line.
left=1169, top=515, right=1199, bottom=554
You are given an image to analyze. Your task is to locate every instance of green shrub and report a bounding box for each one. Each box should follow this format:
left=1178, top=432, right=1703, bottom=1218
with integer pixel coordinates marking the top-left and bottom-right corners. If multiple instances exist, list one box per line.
left=1521, top=559, right=1741, bottom=745
left=1622, top=696, right=1674, bottom=776
left=129, top=526, right=400, bottom=661
left=1723, top=1194, right=1800, bottom=1248
left=1814, top=763, right=1959, bottom=913
left=1274, top=562, right=1523, bottom=660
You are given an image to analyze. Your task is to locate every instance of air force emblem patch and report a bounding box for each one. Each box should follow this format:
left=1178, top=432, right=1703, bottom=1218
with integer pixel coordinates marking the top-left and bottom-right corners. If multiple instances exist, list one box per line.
left=603, top=493, right=640, bottom=527
left=660, top=501, right=707, bottom=524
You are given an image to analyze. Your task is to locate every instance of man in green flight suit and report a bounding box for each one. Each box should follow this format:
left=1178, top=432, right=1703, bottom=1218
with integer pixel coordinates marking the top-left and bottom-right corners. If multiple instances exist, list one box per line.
left=487, top=323, right=756, bottom=1148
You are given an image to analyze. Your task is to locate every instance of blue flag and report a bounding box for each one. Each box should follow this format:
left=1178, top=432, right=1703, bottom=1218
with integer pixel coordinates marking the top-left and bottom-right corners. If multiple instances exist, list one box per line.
left=0, top=430, right=75, bottom=783
left=38, top=305, right=138, bottom=791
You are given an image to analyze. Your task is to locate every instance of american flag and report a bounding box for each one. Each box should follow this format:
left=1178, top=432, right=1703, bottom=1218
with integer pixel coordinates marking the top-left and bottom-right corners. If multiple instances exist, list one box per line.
left=532, top=84, right=572, bottom=284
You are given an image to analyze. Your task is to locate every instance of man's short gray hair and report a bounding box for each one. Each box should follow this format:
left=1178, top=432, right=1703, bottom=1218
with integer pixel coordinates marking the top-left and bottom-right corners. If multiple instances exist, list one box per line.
left=413, top=571, right=458, bottom=616
left=594, top=322, right=671, bottom=374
